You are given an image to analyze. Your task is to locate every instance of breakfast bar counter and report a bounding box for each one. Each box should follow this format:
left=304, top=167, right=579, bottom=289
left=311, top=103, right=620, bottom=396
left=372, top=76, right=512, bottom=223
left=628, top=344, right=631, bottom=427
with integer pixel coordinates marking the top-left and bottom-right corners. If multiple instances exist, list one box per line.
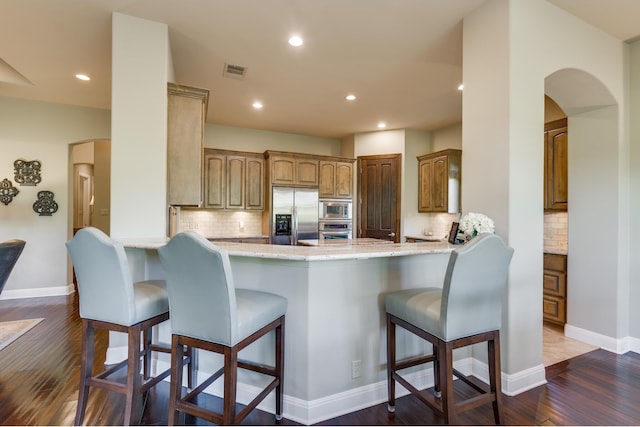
left=116, top=238, right=456, bottom=424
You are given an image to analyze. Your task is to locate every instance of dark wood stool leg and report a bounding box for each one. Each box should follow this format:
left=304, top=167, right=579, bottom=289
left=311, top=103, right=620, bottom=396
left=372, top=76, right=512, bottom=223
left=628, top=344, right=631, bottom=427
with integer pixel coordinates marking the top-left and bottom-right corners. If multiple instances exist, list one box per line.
left=432, top=343, right=441, bottom=398
left=185, top=345, right=195, bottom=390
left=124, top=325, right=142, bottom=426
left=275, top=320, right=285, bottom=420
left=75, top=319, right=94, bottom=426
left=223, top=346, right=239, bottom=425
left=168, top=335, right=184, bottom=426
left=386, top=314, right=396, bottom=413
left=438, top=341, right=454, bottom=424
left=488, top=331, right=504, bottom=425
left=143, top=326, right=152, bottom=380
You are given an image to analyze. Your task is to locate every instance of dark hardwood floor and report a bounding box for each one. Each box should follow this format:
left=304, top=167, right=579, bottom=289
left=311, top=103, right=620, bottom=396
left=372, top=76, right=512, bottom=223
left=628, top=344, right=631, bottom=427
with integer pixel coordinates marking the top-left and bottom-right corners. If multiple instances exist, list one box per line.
left=1, top=294, right=640, bottom=425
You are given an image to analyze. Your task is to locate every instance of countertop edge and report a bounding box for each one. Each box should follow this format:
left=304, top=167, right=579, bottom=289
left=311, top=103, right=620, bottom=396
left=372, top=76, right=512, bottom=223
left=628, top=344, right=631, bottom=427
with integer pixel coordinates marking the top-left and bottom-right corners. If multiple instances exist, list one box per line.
left=118, top=238, right=455, bottom=261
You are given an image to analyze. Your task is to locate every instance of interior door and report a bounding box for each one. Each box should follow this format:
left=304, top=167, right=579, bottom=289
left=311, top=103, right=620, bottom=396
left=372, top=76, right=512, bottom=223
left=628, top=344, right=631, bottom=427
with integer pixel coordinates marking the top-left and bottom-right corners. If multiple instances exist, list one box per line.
left=358, top=154, right=401, bottom=242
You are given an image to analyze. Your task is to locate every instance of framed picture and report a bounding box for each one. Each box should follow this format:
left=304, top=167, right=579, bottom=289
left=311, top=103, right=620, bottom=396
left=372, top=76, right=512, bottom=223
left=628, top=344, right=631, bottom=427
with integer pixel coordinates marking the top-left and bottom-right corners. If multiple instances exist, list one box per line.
left=447, top=222, right=460, bottom=244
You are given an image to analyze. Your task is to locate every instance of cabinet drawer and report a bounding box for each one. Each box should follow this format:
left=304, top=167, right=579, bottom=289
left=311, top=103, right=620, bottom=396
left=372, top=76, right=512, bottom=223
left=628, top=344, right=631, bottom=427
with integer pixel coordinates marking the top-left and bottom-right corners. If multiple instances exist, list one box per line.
left=544, top=253, right=566, bottom=271
left=543, top=295, right=566, bottom=324
left=543, top=270, right=566, bottom=297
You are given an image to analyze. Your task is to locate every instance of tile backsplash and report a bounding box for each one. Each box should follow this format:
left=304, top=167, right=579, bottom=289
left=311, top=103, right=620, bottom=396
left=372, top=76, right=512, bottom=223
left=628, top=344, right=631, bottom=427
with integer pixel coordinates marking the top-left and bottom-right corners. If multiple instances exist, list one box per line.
left=544, top=212, right=568, bottom=253
left=178, top=209, right=264, bottom=237
left=426, top=213, right=460, bottom=238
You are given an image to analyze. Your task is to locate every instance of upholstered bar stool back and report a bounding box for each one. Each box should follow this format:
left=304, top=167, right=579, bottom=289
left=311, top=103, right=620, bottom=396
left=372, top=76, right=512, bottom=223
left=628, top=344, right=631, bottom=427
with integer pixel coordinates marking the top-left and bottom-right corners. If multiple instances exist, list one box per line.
left=0, top=239, right=25, bottom=296
left=66, top=227, right=178, bottom=426
left=158, top=231, right=287, bottom=425
left=385, top=233, right=514, bottom=424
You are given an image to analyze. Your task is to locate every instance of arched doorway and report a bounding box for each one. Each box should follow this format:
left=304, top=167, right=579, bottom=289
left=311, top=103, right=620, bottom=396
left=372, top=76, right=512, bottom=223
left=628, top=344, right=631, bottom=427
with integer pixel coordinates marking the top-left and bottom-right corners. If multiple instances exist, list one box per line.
left=543, top=68, right=622, bottom=358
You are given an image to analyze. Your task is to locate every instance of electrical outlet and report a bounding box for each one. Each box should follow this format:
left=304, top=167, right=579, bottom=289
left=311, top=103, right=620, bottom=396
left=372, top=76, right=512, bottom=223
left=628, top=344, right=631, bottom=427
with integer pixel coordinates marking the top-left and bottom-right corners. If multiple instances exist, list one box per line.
left=351, top=359, right=361, bottom=379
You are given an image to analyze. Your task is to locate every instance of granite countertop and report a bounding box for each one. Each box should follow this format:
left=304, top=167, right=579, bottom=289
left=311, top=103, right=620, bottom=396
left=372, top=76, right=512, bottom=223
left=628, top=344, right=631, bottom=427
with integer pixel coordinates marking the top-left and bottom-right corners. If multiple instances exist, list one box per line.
left=206, top=235, right=269, bottom=240
left=297, top=238, right=394, bottom=246
left=544, top=248, right=568, bottom=256
left=119, top=237, right=455, bottom=261
left=405, top=234, right=445, bottom=242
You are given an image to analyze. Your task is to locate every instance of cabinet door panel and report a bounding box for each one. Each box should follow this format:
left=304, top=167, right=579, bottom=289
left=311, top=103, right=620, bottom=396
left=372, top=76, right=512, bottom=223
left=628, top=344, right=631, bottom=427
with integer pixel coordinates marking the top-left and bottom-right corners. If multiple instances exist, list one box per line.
left=335, top=162, right=353, bottom=198
left=296, top=159, right=319, bottom=186
left=418, top=160, right=433, bottom=211
left=271, top=156, right=296, bottom=185
left=167, top=84, right=208, bottom=206
left=245, top=157, right=264, bottom=210
left=204, top=153, right=225, bottom=209
left=544, top=122, right=568, bottom=211
left=431, top=156, right=447, bottom=211
left=226, top=156, right=245, bottom=209
left=319, top=161, right=336, bottom=198
left=543, top=295, right=565, bottom=324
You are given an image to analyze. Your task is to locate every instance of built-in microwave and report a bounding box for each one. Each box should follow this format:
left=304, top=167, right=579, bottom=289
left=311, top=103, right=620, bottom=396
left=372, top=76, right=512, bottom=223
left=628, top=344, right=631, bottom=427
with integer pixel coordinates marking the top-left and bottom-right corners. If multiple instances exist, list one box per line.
left=319, top=199, right=352, bottom=220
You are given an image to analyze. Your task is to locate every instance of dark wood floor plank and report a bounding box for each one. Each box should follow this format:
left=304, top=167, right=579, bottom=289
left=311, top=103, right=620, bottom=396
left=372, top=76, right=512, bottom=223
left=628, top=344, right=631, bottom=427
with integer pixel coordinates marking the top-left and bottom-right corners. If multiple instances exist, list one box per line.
left=2, top=294, right=640, bottom=425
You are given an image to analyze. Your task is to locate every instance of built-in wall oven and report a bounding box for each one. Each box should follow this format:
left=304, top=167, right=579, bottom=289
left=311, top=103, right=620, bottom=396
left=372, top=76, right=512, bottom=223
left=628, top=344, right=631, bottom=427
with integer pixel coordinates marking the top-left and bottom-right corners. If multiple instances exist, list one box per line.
left=318, top=220, right=352, bottom=240
left=318, top=199, right=353, bottom=240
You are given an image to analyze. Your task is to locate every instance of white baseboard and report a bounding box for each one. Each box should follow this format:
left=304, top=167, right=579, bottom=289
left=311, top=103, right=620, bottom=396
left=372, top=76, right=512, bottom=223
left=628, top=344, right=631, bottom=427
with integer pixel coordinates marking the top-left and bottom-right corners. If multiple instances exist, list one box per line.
left=0, top=284, right=74, bottom=300
left=103, top=349, right=547, bottom=424
left=565, top=323, right=631, bottom=354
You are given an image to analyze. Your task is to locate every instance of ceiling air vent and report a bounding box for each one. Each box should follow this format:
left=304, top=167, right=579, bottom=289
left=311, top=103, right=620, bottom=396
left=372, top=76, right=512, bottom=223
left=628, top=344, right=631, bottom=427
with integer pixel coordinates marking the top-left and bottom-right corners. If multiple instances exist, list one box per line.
left=223, top=63, right=247, bottom=79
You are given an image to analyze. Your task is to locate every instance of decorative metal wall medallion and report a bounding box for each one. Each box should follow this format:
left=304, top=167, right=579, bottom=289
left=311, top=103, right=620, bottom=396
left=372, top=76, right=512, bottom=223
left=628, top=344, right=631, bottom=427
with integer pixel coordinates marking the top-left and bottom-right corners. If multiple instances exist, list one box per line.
left=0, top=178, right=19, bottom=205
left=33, top=190, right=58, bottom=216
left=14, top=159, right=42, bottom=186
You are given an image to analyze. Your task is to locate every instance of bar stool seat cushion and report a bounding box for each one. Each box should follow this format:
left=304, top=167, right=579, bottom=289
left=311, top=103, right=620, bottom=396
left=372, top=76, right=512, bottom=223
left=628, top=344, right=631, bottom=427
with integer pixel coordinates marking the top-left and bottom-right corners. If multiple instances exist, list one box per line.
left=132, top=280, right=170, bottom=325
left=236, top=289, right=287, bottom=342
left=385, top=287, right=442, bottom=338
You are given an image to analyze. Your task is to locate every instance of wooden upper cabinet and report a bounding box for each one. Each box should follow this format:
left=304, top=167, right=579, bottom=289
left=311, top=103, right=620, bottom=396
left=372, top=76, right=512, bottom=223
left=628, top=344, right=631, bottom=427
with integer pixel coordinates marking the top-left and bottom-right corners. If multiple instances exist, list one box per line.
left=203, top=152, right=225, bottom=209
left=319, top=160, right=354, bottom=199
left=226, top=156, right=245, bottom=210
left=203, top=149, right=264, bottom=211
left=417, top=149, right=461, bottom=213
left=545, top=119, right=568, bottom=211
left=296, top=158, right=319, bottom=187
left=245, top=156, right=265, bottom=210
left=167, top=83, right=209, bottom=206
left=267, top=152, right=319, bottom=187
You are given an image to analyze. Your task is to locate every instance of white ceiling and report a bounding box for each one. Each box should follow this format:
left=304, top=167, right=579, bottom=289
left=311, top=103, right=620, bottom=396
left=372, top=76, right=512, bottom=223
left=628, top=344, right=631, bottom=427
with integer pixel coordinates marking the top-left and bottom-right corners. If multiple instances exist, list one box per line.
left=1, top=0, right=639, bottom=139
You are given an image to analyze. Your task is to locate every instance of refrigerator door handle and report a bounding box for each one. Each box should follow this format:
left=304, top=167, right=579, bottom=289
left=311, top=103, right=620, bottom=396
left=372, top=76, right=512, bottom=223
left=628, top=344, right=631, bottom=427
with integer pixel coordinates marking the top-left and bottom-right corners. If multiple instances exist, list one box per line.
left=292, top=206, right=297, bottom=245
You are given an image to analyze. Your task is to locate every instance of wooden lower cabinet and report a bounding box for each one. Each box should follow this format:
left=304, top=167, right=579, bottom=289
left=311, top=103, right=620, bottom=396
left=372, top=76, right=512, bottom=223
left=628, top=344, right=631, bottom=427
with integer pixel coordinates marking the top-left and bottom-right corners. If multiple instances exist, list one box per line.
left=209, top=237, right=268, bottom=244
left=543, top=253, right=567, bottom=325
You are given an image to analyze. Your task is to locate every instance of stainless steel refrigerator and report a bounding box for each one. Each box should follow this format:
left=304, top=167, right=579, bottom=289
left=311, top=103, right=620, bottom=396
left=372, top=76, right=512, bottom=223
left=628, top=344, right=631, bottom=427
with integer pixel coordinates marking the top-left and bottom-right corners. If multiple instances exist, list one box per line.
left=272, top=187, right=319, bottom=245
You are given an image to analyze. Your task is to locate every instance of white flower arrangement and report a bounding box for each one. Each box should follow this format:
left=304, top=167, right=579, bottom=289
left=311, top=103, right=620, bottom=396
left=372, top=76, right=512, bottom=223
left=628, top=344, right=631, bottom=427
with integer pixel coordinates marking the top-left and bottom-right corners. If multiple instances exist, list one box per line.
left=458, top=212, right=495, bottom=238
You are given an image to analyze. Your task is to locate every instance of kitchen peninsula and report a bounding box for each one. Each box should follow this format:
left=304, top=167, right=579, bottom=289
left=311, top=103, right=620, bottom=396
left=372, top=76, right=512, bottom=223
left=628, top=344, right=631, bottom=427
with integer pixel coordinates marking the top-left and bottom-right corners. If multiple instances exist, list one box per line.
left=118, top=239, right=455, bottom=424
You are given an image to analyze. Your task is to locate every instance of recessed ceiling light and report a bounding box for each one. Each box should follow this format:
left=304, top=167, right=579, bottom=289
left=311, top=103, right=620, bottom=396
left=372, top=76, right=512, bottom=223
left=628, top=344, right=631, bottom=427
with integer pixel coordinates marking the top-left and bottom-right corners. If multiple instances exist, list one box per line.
left=377, top=122, right=387, bottom=129
left=75, top=74, right=90, bottom=81
left=252, top=101, right=263, bottom=109
left=458, top=84, right=464, bottom=91
left=288, top=35, right=303, bottom=47
left=345, top=94, right=356, bottom=101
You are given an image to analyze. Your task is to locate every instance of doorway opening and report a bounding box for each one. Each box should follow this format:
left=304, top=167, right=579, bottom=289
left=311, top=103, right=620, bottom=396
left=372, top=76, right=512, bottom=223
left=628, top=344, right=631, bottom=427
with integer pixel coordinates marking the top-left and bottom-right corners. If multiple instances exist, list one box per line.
left=70, top=140, right=111, bottom=236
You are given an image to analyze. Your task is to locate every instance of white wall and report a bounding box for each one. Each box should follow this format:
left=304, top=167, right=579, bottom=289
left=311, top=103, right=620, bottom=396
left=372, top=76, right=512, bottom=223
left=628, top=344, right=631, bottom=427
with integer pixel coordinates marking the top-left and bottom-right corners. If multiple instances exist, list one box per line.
left=205, top=123, right=341, bottom=156
left=463, top=0, right=627, bottom=391
left=432, top=122, right=462, bottom=152
left=629, top=40, right=640, bottom=340
left=110, top=13, right=172, bottom=238
left=0, top=97, right=110, bottom=298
